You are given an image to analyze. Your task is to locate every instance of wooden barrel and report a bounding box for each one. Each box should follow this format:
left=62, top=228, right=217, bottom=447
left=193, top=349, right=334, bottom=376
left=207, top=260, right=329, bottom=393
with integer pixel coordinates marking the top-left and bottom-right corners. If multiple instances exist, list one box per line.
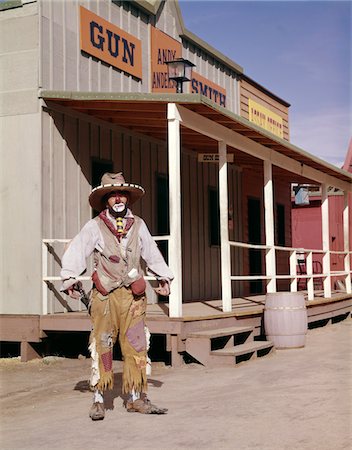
left=264, top=292, right=307, bottom=349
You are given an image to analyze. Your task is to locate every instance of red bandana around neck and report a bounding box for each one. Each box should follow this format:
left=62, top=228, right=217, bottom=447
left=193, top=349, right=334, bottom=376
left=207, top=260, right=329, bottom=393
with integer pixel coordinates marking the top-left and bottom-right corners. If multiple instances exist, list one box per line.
left=99, top=210, right=134, bottom=242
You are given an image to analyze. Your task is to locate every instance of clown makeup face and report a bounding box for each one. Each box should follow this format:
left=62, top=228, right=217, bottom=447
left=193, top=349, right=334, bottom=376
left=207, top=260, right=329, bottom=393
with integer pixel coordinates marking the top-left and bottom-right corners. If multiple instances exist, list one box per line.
left=106, top=191, right=129, bottom=217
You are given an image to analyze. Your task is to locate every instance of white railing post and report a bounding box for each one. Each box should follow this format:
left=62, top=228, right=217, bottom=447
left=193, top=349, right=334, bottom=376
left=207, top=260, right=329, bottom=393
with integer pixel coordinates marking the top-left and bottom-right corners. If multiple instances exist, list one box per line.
left=290, top=250, right=297, bottom=292
left=167, top=103, right=183, bottom=318
left=321, top=184, right=332, bottom=297
left=263, top=160, right=276, bottom=293
left=306, top=251, right=314, bottom=300
left=42, top=242, right=48, bottom=315
left=343, top=191, right=351, bottom=293
left=219, top=141, right=232, bottom=312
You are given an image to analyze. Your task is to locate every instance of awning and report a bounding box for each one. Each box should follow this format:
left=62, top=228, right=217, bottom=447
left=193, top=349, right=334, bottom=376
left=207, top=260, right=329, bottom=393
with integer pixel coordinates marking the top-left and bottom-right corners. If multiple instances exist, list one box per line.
left=40, top=90, right=352, bottom=190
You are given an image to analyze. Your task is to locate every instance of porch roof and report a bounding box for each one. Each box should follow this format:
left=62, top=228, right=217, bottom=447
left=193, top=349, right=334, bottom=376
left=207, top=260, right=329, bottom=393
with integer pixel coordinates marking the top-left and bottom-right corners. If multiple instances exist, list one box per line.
left=40, top=90, right=352, bottom=189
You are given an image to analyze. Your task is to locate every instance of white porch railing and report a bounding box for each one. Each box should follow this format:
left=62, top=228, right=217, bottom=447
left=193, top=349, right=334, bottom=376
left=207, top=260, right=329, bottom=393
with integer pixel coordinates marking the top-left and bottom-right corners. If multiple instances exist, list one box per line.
left=42, top=236, right=170, bottom=315
left=43, top=237, right=351, bottom=315
left=228, top=240, right=352, bottom=301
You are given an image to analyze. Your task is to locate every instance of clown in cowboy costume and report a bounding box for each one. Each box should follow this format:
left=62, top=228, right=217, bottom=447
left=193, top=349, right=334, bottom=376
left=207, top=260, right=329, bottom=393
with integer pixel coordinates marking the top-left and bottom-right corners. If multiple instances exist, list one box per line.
left=60, top=172, right=173, bottom=420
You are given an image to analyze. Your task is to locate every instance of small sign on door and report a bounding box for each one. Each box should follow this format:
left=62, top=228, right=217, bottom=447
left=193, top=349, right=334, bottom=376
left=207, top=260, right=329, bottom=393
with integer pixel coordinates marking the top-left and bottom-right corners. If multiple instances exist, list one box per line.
left=198, top=153, right=234, bottom=163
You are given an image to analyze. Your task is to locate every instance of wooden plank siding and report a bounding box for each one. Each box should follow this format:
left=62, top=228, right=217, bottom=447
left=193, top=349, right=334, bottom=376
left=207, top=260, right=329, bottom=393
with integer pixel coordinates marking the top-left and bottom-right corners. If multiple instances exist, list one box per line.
left=2, top=0, right=351, bottom=323
left=42, top=101, right=245, bottom=307
left=180, top=151, right=243, bottom=301
left=241, top=164, right=292, bottom=295
left=40, top=0, right=150, bottom=94
left=42, top=105, right=171, bottom=311
left=240, top=79, right=290, bottom=141
left=40, top=0, right=241, bottom=116
left=182, top=40, right=239, bottom=113
left=38, top=0, right=293, bottom=308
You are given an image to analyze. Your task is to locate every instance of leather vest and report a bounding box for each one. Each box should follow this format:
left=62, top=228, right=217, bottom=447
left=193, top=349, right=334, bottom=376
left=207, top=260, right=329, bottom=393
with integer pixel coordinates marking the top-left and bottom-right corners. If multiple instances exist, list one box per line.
left=93, top=216, right=142, bottom=294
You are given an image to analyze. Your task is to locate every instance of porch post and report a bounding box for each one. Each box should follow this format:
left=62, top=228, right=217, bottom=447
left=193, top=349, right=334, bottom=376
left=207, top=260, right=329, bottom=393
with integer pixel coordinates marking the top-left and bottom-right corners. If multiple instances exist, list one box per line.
left=289, top=250, right=298, bottom=292
left=321, top=184, right=332, bottom=298
left=218, top=141, right=232, bottom=312
left=167, top=103, right=183, bottom=317
left=42, top=241, right=48, bottom=315
left=343, top=191, right=351, bottom=293
left=263, top=160, right=276, bottom=293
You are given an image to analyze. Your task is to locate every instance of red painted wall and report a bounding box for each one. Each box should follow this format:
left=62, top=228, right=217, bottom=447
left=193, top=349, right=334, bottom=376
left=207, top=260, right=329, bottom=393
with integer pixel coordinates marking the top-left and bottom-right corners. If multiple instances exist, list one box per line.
left=292, top=194, right=352, bottom=275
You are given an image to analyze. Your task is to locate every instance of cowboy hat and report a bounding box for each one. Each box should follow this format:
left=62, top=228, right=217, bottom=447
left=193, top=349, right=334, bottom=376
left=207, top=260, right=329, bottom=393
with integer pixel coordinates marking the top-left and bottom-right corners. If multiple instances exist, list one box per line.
left=89, top=172, right=145, bottom=211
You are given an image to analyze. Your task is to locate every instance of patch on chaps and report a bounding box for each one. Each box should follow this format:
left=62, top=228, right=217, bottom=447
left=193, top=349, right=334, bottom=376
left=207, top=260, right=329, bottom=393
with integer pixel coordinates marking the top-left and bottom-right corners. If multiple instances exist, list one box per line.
left=126, top=321, right=146, bottom=352
left=133, top=355, right=147, bottom=369
left=130, top=300, right=145, bottom=318
left=101, top=332, right=113, bottom=348
left=101, top=351, right=113, bottom=372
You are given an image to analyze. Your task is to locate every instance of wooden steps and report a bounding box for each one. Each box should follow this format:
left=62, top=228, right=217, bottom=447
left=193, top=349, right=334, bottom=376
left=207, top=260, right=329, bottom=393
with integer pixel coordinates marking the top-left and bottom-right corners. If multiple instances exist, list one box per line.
left=187, top=325, right=254, bottom=339
left=185, top=325, right=274, bottom=367
left=212, top=341, right=274, bottom=357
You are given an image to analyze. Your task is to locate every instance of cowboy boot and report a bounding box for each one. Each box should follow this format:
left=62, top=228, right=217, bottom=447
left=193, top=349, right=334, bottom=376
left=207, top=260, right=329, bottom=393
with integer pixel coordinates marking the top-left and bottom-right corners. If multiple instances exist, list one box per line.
left=89, top=402, right=105, bottom=420
left=126, top=397, right=168, bottom=414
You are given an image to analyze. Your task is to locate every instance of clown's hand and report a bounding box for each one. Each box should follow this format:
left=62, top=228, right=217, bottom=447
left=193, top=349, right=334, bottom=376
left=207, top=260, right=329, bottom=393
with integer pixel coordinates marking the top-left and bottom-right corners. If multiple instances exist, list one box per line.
left=66, top=284, right=82, bottom=300
left=62, top=280, right=82, bottom=300
left=154, top=279, right=170, bottom=296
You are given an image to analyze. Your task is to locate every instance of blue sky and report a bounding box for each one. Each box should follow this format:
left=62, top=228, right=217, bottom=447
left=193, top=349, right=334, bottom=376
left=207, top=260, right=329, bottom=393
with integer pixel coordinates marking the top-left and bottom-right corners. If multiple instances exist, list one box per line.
left=179, top=0, right=351, bottom=168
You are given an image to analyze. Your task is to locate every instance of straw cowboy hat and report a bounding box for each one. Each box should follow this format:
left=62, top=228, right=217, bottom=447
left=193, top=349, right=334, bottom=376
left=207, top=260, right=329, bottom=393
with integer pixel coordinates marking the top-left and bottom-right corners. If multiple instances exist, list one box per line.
left=89, top=172, right=145, bottom=211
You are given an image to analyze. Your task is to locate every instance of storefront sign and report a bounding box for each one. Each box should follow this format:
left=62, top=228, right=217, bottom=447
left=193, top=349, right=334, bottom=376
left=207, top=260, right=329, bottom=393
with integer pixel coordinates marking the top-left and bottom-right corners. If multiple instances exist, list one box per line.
left=150, top=27, right=227, bottom=103
left=198, top=153, right=234, bottom=163
left=248, top=98, right=283, bottom=138
left=80, top=6, right=142, bottom=79
left=191, top=72, right=226, bottom=107
left=151, top=27, right=182, bottom=92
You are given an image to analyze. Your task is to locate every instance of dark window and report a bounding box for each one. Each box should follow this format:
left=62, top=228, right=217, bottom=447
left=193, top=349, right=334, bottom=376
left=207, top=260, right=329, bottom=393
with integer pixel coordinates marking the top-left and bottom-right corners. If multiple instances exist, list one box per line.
left=91, top=158, right=113, bottom=188
left=156, top=173, right=169, bottom=262
left=91, top=158, right=113, bottom=216
left=156, top=173, right=169, bottom=235
left=247, top=197, right=263, bottom=294
left=209, top=187, right=220, bottom=246
left=276, top=204, right=285, bottom=246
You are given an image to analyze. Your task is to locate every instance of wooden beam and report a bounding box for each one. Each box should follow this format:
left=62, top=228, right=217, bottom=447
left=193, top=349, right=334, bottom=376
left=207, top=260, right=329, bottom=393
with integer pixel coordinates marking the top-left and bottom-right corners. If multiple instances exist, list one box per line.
left=20, top=342, right=41, bottom=362
left=264, top=161, right=277, bottom=293
left=167, top=104, right=183, bottom=318
left=40, top=314, right=91, bottom=331
left=70, top=101, right=167, bottom=112
left=219, top=141, right=232, bottom=312
left=321, top=184, right=332, bottom=298
left=94, top=111, right=166, bottom=119
left=107, top=120, right=166, bottom=128
left=0, top=315, right=41, bottom=342
left=175, top=104, right=351, bottom=191
left=343, top=191, right=352, bottom=293
left=170, top=335, right=183, bottom=367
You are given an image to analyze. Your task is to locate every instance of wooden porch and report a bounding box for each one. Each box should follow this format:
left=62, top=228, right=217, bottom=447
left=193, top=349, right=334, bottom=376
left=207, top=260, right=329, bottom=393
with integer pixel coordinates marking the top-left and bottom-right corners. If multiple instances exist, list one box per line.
left=1, top=291, right=351, bottom=364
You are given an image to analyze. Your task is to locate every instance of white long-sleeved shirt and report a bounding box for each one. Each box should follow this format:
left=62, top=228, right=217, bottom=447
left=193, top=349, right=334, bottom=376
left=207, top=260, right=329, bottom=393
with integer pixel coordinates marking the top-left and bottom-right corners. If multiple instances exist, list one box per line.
left=60, top=209, right=174, bottom=290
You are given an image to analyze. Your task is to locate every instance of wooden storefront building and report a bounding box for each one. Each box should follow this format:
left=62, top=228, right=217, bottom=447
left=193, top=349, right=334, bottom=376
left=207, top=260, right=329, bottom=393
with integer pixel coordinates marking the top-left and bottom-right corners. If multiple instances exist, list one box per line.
left=1, top=0, right=351, bottom=363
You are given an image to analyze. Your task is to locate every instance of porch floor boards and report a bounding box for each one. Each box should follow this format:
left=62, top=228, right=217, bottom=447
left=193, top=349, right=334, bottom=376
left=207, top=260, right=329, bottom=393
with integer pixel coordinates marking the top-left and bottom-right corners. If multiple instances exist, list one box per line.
left=1, top=291, right=350, bottom=363
left=36, top=290, right=352, bottom=336
left=1, top=291, right=350, bottom=337
left=38, top=290, right=351, bottom=324
left=147, top=290, right=350, bottom=321
left=147, top=295, right=266, bottom=321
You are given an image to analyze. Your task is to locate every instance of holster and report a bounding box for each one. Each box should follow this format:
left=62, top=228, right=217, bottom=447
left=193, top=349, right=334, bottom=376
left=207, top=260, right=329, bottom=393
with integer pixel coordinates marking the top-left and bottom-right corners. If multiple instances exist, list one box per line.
left=130, top=277, right=146, bottom=296
left=91, top=271, right=109, bottom=296
left=92, top=271, right=146, bottom=297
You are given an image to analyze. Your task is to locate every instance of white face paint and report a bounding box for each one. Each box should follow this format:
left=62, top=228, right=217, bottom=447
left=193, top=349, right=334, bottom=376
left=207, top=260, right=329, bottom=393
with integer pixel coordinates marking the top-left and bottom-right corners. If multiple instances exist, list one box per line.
left=112, top=203, right=126, bottom=213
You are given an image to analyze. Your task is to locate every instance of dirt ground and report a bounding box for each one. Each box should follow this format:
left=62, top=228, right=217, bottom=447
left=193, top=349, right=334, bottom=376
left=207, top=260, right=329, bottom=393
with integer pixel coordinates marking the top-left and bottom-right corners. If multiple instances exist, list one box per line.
left=1, top=319, right=351, bottom=450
